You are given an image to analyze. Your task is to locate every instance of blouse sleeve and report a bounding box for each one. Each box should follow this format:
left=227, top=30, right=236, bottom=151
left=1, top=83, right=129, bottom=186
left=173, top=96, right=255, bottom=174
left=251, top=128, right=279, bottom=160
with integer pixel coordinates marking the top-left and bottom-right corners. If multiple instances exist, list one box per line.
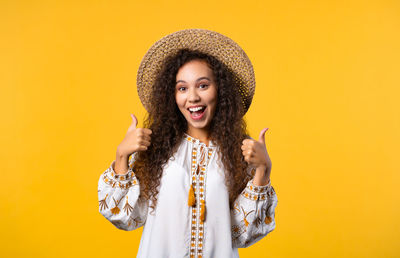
left=97, top=152, right=148, bottom=231
left=230, top=166, right=278, bottom=248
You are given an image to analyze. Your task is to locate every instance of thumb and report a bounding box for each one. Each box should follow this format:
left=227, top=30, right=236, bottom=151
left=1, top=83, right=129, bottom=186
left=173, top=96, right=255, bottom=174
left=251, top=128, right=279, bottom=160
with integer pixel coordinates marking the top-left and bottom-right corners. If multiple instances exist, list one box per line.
left=130, top=113, right=138, bottom=129
left=258, top=127, right=269, bottom=145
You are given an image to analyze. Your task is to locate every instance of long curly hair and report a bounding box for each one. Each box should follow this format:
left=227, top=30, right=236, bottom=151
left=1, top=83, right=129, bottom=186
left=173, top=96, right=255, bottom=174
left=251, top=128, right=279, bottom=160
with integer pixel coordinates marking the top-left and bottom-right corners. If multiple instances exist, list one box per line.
left=133, top=48, right=253, bottom=212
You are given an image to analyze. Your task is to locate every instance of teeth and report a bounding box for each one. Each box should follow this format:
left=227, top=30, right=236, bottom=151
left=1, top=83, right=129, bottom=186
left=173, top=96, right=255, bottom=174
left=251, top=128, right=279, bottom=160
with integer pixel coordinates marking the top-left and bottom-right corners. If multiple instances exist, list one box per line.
left=189, top=106, right=205, bottom=112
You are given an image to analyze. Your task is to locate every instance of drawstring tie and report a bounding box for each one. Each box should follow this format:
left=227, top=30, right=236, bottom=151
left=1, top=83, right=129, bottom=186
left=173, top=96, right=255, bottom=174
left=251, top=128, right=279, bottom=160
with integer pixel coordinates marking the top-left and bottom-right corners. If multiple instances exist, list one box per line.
left=188, top=144, right=208, bottom=222
left=187, top=179, right=206, bottom=222
left=188, top=183, right=196, bottom=206
left=200, top=200, right=206, bottom=222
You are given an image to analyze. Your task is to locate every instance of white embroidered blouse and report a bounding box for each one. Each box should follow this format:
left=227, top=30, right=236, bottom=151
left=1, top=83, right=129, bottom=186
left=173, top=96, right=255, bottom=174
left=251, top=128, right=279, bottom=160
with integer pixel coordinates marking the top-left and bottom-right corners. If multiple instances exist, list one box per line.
left=98, top=133, right=278, bottom=258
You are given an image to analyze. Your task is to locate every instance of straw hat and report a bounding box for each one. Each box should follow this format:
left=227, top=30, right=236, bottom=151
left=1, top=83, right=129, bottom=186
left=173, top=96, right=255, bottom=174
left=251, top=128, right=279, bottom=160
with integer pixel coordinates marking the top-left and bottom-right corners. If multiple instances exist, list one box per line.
left=136, top=28, right=256, bottom=115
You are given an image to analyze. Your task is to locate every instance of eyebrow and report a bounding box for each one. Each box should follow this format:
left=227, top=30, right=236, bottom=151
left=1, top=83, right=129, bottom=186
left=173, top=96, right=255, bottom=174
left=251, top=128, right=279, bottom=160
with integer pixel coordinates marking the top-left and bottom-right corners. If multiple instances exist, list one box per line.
left=175, top=77, right=211, bottom=85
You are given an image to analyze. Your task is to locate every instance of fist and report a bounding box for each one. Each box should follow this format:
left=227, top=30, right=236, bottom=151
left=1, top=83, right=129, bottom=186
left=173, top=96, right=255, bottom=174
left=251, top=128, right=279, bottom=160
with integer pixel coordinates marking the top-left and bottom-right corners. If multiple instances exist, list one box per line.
left=117, top=113, right=152, bottom=157
left=241, top=128, right=272, bottom=170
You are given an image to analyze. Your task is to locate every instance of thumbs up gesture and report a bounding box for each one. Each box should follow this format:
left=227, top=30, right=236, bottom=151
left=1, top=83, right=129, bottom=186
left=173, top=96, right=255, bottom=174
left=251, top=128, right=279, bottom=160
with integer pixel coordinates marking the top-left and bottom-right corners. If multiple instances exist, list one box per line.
left=117, top=113, right=153, bottom=157
left=241, top=128, right=272, bottom=173
left=115, top=113, right=152, bottom=174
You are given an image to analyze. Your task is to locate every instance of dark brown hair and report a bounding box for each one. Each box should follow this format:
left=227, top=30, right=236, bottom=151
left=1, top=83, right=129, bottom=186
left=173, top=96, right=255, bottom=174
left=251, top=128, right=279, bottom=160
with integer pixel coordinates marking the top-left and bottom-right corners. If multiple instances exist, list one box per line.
left=133, top=48, right=252, bottom=212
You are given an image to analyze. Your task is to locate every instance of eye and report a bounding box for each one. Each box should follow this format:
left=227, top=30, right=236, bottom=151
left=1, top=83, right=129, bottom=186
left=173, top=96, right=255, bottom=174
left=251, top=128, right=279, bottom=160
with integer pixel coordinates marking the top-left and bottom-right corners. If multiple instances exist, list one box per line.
left=199, top=84, right=209, bottom=89
left=178, top=86, right=187, bottom=91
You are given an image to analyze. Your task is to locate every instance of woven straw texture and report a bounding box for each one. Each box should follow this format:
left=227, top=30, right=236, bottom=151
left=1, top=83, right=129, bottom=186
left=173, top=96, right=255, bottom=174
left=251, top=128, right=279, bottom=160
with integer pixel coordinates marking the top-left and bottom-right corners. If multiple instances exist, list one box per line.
left=136, top=28, right=256, bottom=115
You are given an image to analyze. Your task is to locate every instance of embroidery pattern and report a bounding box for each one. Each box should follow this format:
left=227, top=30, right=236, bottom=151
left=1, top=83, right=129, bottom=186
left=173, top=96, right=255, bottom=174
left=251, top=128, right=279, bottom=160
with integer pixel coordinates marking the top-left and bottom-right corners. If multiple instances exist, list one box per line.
left=241, top=181, right=275, bottom=201
left=241, top=206, right=255, bottom=227
left=254, top=209, right=263, bottom=227
left=232, top=201, right=241, bottom=215
left=98, top=153, right=148, bottom=231
left=185, top=134, right=214, bottom=258
left=262, top=205, right=273, bottom=224
left=231, top=203, right=274, bottom=244
left=110, top=195, right=125, bottom=215
left=232, top=182, right=276, bottom=244
left=102, top=160, right=138, bottom=189
left=123, top=196, right=134, bottom=215
left=99, top=194, right=109, bottom=211
left=128, top=217, right=143, bottom=228
left=231, top=224, right=246, bottom=240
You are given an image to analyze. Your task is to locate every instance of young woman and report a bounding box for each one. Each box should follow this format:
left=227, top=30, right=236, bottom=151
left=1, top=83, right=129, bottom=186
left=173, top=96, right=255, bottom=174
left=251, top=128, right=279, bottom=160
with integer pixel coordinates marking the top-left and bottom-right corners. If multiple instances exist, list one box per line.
left=98, top=29, right=278, bottom=257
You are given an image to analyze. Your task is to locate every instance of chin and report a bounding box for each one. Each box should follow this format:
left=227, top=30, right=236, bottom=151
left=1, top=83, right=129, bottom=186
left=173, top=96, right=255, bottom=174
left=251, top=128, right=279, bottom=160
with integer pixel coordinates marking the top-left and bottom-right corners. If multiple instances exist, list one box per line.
left=190, top=122, right=206, bottom=128
left=190, top=121, right=209, bottom=129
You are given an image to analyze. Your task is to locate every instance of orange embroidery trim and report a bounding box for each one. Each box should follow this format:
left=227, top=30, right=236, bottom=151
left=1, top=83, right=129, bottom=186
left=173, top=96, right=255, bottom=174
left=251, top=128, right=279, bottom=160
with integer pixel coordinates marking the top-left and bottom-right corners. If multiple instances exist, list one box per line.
left=241, top=181, right=275, bottom=201
left=102, top=166, right=138, bottom=190
left=99, top=194, right=109, bottom=211
left=185, top=134, right=214, bottom=258
left=123, top=195, right=134, bottom=215
left=110, top=195, right=124, bottom=215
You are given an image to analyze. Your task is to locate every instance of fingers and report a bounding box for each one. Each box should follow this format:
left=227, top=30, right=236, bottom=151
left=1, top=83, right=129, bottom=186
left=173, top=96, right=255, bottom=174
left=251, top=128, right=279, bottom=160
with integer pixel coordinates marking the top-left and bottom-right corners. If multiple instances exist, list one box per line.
left=242, top=139, right=254, bottom=162
left=241, top=133, right=270, bottom=168
left=129, top=113, right=152, bottom=135
left=136, top=144, right=149, bottom=151
left=130, top=113, right=138, bottom=128
left=242, top=149, right=254, bottom=159
left=127, top=113, right=138, bottom=133
left=127, top=113, right=153, bottom=152
left=137, top=139, right=151, bottom=147
left=133, top=138, right=151, bottom=151
left=243, top=153, right=254, bottom=163
left=135, top=128, right=152, bottom=140
left=242, top=138, right=255, bottom=146
left=241, top=138, right=257, bottom=164
left=140, top=134, right=151, bottom=142
left=129, top=112, right=152, bottom=139
left=134, top=129, right=152, bottom=152
left=241, top=139, right=253, bottom=160
left=241, top=139, right=255, bottom=151
left=258, top=128, right=268, bottom=145
left=142, top=128, right=152, bottom=135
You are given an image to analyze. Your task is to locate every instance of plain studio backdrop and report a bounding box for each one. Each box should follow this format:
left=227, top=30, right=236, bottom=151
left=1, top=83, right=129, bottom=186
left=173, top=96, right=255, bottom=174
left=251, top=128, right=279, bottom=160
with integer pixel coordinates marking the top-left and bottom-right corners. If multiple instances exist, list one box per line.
left=1, top=0, right=399, bottom=257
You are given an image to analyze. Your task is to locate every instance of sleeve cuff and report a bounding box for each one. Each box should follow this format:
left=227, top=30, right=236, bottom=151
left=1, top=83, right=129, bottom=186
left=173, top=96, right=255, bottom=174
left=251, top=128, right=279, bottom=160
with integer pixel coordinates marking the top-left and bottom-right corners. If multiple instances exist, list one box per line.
left=101, top=160, right=138, bottom=190
left=241, top=178, right=275, bottom=201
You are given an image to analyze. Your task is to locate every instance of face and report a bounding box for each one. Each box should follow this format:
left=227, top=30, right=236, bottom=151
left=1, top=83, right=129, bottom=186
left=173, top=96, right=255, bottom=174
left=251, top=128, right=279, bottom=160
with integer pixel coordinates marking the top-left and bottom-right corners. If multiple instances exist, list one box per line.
left=175, top=59, right=218, bottom=133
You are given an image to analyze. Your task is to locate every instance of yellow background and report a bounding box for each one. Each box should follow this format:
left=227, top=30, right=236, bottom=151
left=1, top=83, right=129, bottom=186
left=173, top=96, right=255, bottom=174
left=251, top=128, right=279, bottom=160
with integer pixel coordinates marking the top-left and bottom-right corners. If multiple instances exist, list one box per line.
left=1, top=0, right=399, bottom=257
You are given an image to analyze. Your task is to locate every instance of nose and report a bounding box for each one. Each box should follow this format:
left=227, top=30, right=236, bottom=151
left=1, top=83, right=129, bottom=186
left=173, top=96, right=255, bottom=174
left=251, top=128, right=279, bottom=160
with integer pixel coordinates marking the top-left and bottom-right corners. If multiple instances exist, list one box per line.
left=188, top=87, right=200, bottom=103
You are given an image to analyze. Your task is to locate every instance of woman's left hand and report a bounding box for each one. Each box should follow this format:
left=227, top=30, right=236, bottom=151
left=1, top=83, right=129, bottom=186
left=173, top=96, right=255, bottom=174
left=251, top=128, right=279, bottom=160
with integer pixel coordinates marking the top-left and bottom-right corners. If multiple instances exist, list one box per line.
left=241, top=128, right=272, bottom=182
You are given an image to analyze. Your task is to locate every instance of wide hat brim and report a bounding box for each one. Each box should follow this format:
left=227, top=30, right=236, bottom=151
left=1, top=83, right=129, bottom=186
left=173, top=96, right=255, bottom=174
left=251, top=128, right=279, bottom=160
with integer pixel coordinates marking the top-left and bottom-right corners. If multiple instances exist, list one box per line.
left=136, top=28, right=256, bottom=115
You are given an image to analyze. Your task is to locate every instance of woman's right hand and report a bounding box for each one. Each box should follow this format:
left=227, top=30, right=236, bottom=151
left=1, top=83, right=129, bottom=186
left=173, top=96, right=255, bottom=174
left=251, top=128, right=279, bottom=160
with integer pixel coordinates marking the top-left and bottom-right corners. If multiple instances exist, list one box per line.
left=114, top=113, right=152, bottom=174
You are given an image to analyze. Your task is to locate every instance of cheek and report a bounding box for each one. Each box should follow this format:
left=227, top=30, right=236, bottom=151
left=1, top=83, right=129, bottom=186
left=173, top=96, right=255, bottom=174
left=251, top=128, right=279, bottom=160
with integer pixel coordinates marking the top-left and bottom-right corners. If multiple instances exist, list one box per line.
left=176, top=98, right=188, bottom=115
left=209, top=93, right=218, bottom=111
left=210, top=102, right=217, bottom=114
left=175, top=95, right=183, bottom=108
left=204, top=89, right=218, bottom=106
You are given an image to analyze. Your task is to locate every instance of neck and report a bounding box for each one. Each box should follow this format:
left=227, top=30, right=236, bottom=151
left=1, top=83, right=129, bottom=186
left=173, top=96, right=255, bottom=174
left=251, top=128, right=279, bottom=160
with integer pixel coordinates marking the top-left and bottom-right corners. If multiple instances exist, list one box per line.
left=186, top=126, right=210, bottom=146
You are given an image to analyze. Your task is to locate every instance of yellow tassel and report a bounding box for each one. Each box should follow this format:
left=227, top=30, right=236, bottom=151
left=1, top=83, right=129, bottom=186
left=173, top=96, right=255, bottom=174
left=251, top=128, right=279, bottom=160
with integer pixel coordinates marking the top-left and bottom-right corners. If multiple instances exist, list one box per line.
left=188, top=184, right=195, bottom=207
left=200, top=199, right=206, bottom=222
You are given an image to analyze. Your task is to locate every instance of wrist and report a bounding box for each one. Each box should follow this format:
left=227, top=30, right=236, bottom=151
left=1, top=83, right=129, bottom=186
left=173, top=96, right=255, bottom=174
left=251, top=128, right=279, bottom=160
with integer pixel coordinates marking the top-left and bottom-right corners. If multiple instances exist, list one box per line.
left=116, top=147, right=128, bottom=160
left=253, top=166, right=271, bottom=186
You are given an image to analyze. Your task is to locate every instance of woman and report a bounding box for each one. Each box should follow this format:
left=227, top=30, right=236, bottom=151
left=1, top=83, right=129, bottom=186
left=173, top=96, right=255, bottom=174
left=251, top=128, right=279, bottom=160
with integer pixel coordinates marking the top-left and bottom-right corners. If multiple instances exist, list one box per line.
left=98, top=29, right=278, bottom=257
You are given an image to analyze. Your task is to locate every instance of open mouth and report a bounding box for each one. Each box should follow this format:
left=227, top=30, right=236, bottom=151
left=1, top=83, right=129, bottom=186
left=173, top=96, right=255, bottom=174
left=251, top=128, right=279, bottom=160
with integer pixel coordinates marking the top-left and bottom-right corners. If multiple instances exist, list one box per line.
left=188, top=106, right=206, bottom=119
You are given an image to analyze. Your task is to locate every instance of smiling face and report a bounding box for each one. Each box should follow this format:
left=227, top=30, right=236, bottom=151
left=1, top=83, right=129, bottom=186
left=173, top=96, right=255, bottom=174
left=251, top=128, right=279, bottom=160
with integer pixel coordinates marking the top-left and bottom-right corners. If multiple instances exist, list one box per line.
left=175, top=59, right=218, bottom=137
